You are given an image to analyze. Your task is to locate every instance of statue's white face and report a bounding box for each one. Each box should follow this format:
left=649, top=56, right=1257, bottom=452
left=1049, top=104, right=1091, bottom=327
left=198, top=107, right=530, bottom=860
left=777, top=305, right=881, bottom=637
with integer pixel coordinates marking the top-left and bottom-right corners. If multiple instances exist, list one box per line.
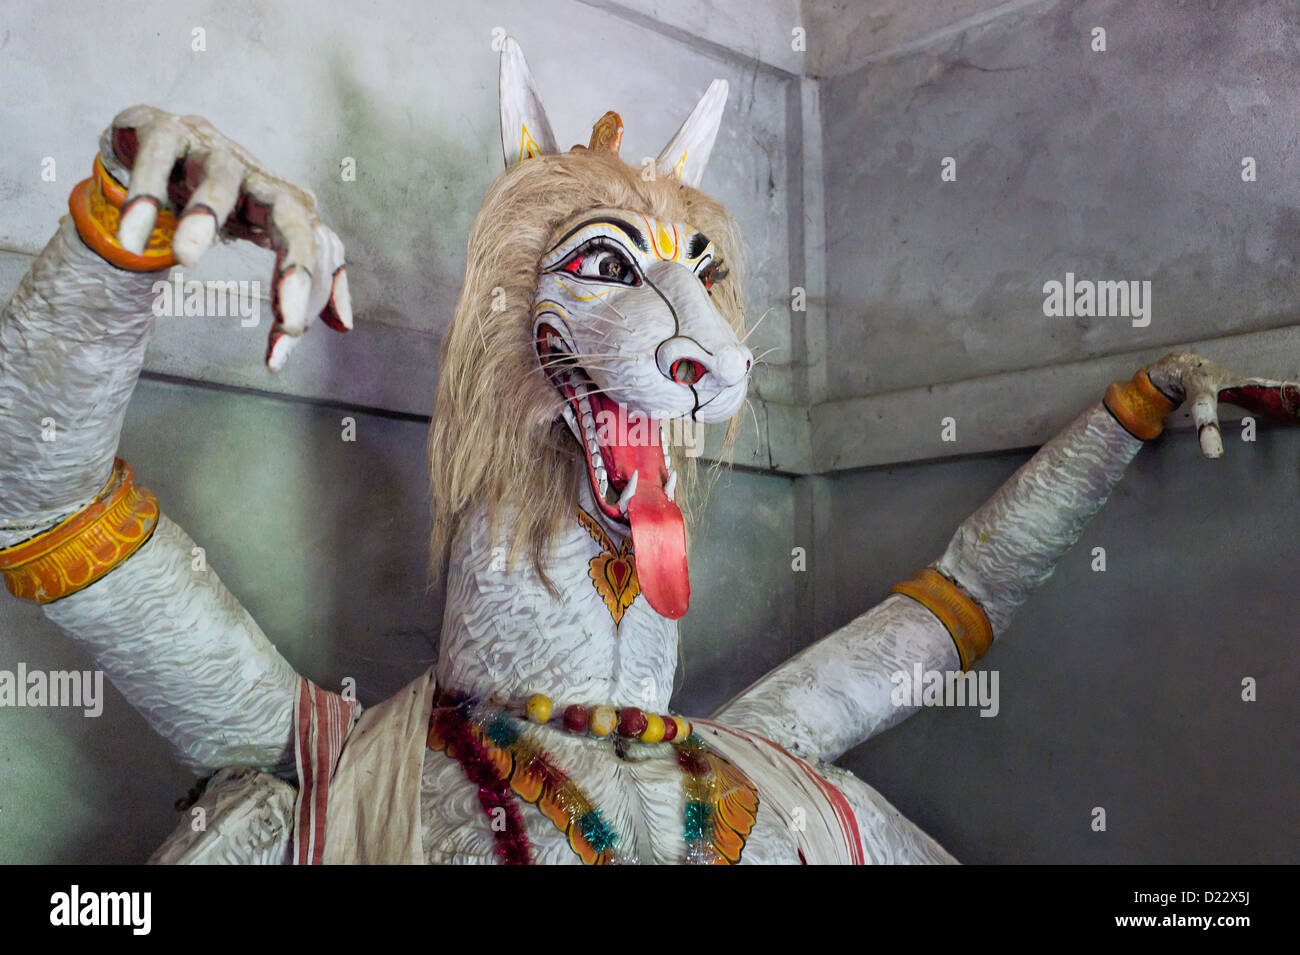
left=533, top=207, right=752, bottom=619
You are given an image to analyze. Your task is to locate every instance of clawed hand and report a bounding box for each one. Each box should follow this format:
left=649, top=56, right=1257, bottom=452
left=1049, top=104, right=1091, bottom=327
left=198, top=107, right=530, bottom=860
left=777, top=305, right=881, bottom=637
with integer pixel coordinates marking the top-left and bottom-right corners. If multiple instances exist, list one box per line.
left=1147, top=352, right=1300, bottom=458
left=103, top=105, right=351, bottom=370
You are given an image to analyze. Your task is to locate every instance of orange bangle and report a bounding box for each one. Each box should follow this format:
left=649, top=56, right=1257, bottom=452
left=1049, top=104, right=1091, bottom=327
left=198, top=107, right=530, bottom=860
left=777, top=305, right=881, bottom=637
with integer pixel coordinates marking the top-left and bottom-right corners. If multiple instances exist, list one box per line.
left=1103, top=367, right=1177, bottom=440
left=890, top=568, right=994, bottom=672
left=68, top=155, right=177, bottom=272
left=0, top=459, right=159, bottom=603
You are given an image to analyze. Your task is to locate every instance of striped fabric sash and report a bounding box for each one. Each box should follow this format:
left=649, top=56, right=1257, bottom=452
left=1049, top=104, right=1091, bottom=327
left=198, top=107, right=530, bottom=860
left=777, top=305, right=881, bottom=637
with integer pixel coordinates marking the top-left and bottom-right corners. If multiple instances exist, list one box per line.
left=292, top=679, right=360, bottom=865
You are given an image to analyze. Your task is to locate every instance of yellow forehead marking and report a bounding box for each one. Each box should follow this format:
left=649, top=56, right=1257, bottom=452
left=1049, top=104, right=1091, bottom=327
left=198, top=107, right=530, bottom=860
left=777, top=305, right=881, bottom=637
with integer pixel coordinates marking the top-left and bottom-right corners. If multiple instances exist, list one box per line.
left=652, top=221, right=679, bottom=260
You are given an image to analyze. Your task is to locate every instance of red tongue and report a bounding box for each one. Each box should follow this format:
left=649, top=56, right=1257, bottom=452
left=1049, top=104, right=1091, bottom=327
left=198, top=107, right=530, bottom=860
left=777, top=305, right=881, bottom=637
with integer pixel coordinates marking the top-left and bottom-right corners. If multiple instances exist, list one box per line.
left=626, top=486, right=689, bottom=619
left=598, top=405, right=689, bottom=619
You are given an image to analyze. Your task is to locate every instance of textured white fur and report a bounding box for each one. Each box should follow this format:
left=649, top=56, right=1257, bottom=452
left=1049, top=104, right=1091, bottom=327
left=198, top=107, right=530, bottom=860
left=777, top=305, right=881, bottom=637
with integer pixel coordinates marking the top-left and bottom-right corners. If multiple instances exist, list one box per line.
left=43, top=515, right=300, bottom=774
left=0, top=218, right=157, bottom=545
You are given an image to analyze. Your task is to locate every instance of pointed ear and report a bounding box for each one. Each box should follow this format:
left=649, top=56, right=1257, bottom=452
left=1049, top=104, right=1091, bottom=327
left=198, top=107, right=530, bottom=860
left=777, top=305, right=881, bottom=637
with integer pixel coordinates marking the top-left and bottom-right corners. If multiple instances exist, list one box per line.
left=655, top=79, right=729, bottom=187
left=499, top=37, right=558, bottom=167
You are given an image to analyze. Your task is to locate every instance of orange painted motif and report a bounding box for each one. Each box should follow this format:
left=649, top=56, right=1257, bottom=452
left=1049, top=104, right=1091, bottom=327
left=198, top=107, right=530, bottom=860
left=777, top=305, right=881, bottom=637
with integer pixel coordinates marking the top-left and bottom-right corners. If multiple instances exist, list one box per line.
left=0, top=458, right=159, bottom=603
left=577, top=509, right=640, bottom=625
left=704, top=751, right=760, bottom=864
left=587, top=111, right=624, bottom=154
left=68, top=155, right=177, bottom=272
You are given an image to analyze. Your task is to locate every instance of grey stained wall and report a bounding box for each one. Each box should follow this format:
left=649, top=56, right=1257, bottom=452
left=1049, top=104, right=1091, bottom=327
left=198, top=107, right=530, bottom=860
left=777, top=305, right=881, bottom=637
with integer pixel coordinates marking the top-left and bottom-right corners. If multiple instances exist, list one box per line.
left=822, top=426, right=1300, bottom=864
left=815, top=0, right=1300, bottom=862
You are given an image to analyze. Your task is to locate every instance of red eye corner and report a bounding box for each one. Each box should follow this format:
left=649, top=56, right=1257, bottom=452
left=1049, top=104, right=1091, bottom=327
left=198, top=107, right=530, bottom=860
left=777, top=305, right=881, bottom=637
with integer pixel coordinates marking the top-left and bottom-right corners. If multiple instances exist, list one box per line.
left=562, top=256, right=584, bottom=274
left=671, top=358, right=706, bottom=385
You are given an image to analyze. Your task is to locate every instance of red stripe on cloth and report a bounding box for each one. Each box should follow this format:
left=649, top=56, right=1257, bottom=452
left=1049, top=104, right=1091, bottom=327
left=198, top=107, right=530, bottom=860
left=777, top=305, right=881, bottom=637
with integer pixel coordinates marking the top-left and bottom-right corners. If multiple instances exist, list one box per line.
left=695, top=719, right=865, bottom=865
left=293, top=679, right=358, bottom=865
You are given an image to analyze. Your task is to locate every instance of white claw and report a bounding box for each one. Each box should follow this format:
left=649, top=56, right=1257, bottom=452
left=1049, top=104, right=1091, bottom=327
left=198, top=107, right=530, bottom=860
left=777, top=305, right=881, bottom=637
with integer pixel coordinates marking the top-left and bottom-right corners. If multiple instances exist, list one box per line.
left=664, top=470, right=677, bottom=502
left=267, top=333, right=299, bottom=372
left=118, top=200, right=159, bottom=255
left=331, top=268, right=354, bottom=330
left=277, top=270, right=312, bottom=335
left=617, top=470, right=639, bottom=515
left=172, top=211, right=217, bottom=267
left=1199, top=423, right=1224, bottom=458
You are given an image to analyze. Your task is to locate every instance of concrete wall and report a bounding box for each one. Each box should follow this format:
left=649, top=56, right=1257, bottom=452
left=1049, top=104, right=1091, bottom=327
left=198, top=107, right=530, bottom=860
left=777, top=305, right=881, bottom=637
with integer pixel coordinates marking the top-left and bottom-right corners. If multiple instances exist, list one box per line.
left=821, top=425, right=1300, bottom=864
left=812, top=0, right=1300, bottom=862
left=815, top=0, right=1300, bottom=468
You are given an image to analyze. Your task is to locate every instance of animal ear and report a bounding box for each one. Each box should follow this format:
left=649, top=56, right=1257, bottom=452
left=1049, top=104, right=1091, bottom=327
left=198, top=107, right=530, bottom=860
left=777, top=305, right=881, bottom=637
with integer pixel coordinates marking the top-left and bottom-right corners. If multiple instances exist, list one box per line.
left=499, top=37, right=559, bottom=167
left=655, top=79, right=729, bottom=187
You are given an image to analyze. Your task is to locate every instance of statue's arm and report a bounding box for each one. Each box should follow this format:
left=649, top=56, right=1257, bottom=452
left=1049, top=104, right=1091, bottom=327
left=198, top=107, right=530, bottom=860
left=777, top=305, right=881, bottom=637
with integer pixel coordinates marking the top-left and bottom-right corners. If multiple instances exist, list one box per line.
left=715, top=355, right=1299, bottom=762
left=0, top=108, right=352, bottom=774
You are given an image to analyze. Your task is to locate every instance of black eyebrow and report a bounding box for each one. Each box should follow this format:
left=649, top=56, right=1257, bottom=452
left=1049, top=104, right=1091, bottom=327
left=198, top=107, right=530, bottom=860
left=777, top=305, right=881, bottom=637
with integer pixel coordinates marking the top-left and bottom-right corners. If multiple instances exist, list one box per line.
left=547, top=217, right=649, bottom=254
left=687, top=232, right=711, bottom=260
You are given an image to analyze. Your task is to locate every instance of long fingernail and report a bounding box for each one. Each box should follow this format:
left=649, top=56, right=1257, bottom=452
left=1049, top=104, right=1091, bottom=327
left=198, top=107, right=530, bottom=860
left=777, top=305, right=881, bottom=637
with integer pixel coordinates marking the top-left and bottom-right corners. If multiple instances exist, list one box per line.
left=1199, top=423, right=1223, bottom=458
left=173, top=208, right=217, bottom=267
left=118, top=197, right=160, bottom=255
left=331, top=268, right=353, bottom=330
left=276, top=268, right=312, bottom=335
left=266, top=329, right=299, bottom=372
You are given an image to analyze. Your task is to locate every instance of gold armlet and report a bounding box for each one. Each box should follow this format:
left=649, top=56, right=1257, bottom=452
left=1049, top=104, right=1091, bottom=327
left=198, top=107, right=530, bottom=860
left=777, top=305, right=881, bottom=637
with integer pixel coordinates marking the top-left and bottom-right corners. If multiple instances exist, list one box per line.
left=0, top=459, right=159, bottom=603
left=1103, top=367, right=1178, bottom=440
left=890, top=568, right=994, bottom=671
left=68, top=155, right=177, bottom=272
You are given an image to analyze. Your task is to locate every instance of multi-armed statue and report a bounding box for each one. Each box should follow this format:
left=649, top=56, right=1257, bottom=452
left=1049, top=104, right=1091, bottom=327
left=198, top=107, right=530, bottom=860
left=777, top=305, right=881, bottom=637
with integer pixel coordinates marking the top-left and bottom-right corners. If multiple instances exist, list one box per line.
left=2, top=40, right=1296, bottom=864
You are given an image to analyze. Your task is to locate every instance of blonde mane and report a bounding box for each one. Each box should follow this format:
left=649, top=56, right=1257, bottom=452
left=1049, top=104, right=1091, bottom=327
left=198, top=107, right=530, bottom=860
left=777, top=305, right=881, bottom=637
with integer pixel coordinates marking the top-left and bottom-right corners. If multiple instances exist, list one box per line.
left=427, top=148, right=747, bottom=588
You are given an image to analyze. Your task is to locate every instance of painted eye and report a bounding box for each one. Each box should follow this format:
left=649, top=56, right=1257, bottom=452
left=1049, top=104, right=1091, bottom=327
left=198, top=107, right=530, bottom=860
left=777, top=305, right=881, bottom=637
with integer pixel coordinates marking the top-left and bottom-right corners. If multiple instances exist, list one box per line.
left=671, top=358, right=706, bottom=385
left=558, top=240, right=641, bottom=286
left=698, top=260, right=729, bottom=295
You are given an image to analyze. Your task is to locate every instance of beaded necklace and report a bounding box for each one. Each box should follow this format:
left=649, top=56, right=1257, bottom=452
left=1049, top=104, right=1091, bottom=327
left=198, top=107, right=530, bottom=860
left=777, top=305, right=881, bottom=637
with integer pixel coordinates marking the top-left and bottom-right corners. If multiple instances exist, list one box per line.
left=428, top=691, right=758, bottom=864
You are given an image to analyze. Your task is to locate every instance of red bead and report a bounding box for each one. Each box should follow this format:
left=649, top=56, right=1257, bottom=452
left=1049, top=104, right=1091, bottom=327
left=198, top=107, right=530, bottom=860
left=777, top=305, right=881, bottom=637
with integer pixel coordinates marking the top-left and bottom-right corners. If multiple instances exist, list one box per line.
left=562, top=704, right=589, bottom=734
left=660, top=714, right=678, bottom=741
left=617, top=707, right=648, bottom=738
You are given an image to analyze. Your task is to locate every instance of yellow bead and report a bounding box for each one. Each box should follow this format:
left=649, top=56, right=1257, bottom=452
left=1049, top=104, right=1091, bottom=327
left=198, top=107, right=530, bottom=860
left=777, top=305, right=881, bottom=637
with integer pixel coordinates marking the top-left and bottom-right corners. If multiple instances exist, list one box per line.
left=674, top=717, right=691, bottom=740
left=590, top=705, right=617, bottom=737
left=525, top=693, right=552, bottom=724
left=641, top=713, right=666, bottom=743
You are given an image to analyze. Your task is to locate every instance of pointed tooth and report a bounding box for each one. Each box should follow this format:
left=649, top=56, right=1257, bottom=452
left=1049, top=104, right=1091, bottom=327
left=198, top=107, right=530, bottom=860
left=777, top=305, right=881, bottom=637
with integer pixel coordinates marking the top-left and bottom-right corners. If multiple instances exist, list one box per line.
left=617, top=470, right=639, bottom=515
left=665, top=470, right=677, bottom=502
left=591, top=451, right=604, bottom=470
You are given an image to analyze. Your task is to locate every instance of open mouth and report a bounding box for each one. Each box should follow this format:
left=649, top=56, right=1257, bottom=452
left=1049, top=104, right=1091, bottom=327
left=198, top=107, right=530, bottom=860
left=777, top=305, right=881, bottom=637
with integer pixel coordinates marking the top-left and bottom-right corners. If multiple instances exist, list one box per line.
left=538, top=323, right=689, bottom=619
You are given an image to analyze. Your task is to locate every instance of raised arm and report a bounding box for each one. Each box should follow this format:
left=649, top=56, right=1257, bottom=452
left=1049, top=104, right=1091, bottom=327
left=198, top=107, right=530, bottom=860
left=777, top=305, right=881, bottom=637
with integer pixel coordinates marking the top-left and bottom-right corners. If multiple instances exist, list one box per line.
left=714, top=353, right=1300, bottom=762
left=0, top=107, right=353, bottom=773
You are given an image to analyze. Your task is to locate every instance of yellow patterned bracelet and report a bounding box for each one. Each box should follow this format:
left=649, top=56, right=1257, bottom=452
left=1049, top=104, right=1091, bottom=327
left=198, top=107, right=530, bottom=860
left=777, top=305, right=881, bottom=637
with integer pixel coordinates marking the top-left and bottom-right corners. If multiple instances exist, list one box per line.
left=68, top=155, right=177, bottom=272
left=0, top=459, right=159, bottom=603
left=890, top=568, right=994, bottom=672
left=1103, top=366, right=1178, bottom=441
